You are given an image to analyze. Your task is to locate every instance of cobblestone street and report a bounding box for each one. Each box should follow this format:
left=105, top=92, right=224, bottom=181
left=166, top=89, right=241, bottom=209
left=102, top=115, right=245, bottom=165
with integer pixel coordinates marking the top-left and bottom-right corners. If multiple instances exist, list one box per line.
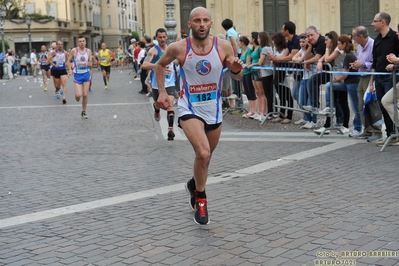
left=0, top=69, right=398, bottom=266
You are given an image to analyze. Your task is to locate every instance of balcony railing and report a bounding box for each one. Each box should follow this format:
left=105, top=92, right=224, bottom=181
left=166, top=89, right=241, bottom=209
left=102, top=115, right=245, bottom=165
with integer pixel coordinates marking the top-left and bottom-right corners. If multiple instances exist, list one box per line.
left=4, top=19, right=70, bottom=30
left=91, top=26, right=102, bottom=37
left=79, top=21, right=94, bottom=34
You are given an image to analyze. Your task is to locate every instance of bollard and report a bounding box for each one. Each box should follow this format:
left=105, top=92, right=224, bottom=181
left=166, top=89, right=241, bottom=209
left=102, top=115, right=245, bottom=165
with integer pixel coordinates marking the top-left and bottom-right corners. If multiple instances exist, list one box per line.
left=2, top=61, right=8, bottom=79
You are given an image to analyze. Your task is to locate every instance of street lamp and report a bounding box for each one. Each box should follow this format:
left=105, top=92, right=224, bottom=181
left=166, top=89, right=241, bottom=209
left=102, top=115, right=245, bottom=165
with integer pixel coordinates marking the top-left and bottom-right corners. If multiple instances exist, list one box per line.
left=25, top=15, right=32, bottom=56
left=0, top=5, right=8, bottom=79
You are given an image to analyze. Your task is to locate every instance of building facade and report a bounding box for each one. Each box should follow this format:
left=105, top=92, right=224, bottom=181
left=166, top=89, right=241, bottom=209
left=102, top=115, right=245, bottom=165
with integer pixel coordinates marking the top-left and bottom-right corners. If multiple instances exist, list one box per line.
left=2, top=0, right=139, bottom=54
left=138, top=0, right=399, bottom=40
left=2, top=0, right=398, bottom=54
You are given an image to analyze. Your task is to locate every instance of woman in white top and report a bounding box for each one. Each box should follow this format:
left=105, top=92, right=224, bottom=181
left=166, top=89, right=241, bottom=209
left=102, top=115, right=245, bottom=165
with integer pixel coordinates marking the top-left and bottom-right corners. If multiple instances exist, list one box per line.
left=257, top=31, right=274, bottom=119
left=7, top=51, right=15, bottom=80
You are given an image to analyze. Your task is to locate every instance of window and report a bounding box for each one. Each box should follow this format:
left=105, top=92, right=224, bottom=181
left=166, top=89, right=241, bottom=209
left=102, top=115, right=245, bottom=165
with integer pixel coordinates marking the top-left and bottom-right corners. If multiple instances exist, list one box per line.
left=72, top=3, right=76, bottom=21
left=25, top=3, right=35, bottom=14
left=47, top=3, right=57, bottom=18
left=79, top=5, right=82, bottom=20
left=107, top=15, right=111, bottom=27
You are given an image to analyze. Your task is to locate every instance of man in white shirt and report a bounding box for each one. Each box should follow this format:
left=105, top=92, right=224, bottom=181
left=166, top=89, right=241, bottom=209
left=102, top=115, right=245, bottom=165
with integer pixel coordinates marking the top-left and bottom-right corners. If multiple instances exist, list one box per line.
left=30, top=49, right=38, bottom=77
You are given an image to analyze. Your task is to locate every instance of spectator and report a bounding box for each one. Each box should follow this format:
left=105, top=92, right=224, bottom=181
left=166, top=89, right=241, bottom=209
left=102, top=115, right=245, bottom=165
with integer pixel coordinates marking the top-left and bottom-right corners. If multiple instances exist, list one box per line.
left=368, top=12, right=399, bottom=146
left=314, top=31, right=350, bottom=135
left=0, top=50, right=4, bottom=79
left=292, top=35, right=317, bottom=129
left=137, top=41, right=147, bottom=94
left=20, top=54, right=28, bottom=75
left=381, top=53, right=399, bottom=125
left=30, top=49, right=38, bottom=77
left=350, top=26, right=379, bottom=140
left=221, top=18, right=243, bottom=112
left=217, top=34, right=233, bottom=110
left=7, top=50, right=15, bottom=79
left=239, top=36, right=257, bottom=118
left=258, top=31, right=273, bottom=119
left=269, top=32, right=293, bottom=124
left=336, top=34, right=362, bottom=137
left=302, top=26, right=328, bottom=114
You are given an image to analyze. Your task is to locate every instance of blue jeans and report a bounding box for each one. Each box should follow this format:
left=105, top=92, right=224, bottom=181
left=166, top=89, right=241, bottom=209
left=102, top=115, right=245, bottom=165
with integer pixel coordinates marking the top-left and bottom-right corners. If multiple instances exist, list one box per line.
left=299, top=79, right=317, bottom=123
left=345, top=83, right=362, bottom=132
left=292, top=79, right=301, bottom=102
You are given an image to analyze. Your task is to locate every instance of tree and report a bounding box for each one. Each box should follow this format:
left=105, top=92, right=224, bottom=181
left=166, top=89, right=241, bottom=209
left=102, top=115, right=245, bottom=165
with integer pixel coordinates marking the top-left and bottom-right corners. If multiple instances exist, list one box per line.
left=131, top=31, right=140, bottom=41
left=0, top=40, right=10, bottom=53
left=0, top=0, right=25, bottom=19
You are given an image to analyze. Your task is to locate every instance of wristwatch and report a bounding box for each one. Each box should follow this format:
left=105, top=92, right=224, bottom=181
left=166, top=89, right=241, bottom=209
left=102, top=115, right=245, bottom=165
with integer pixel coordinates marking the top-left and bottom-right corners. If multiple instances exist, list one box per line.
left=362, top=62, right=366, bottom=68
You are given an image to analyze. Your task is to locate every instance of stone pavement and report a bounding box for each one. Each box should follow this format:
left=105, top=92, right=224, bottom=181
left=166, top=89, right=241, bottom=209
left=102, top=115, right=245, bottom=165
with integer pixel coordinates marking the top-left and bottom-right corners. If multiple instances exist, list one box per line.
left=0, top=69, right=398, bottom=266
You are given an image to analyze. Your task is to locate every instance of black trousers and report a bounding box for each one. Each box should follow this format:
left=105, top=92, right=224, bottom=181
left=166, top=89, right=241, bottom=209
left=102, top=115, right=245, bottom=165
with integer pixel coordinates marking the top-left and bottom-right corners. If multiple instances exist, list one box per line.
left=0, top=62, right=3, bottom=79
left=140, top=69, right=148, bottom=93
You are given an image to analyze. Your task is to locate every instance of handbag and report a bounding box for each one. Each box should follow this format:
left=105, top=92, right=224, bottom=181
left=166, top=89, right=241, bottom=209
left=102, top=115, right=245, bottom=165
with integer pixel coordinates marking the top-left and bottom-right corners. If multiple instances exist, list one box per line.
left=363, top=89, right=383, bottom=128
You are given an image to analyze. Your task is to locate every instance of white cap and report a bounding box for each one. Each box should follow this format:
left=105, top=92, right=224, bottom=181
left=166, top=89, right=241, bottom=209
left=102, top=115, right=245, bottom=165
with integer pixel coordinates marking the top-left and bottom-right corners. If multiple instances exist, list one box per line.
left=130, top=38, right=136, bottom=43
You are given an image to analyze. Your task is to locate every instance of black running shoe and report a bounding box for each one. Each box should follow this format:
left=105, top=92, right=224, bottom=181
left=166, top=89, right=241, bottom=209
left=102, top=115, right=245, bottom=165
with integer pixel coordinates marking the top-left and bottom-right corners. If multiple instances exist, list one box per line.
left=194, top=197, right=209, bottom=225
left=184, top=180, right=196, bottom=211
left=62, top=98, right=66, bottom=104
left=167, top=130, right=175, bottom=141
left=81, top=111, right=88, bottom=119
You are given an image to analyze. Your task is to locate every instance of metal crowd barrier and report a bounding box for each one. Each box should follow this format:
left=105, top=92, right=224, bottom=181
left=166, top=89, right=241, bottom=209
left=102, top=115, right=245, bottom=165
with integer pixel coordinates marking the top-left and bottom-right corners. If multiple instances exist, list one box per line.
left=253, top=62, right=337, bottom=137
left=221, top=68, right=247, bottom=116
left=251, top=62, right=398, bottom=143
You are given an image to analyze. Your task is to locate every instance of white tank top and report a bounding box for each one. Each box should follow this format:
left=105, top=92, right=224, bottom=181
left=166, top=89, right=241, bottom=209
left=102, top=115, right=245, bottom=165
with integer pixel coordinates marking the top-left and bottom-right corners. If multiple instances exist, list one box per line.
left=150, top=45, right=176, bottom=89
left=39, top=52, right=49, bottom=65
left=73, top=48, right=89, bottom=74
left=54, top=50, right=66, bottom=70
left=178, top=37, right=224, bottom=124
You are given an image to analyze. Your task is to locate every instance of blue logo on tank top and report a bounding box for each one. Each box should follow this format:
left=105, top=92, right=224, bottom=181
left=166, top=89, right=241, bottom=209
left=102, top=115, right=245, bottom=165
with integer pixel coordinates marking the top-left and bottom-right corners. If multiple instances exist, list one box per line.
left=195, top=60, right=212, bottom=76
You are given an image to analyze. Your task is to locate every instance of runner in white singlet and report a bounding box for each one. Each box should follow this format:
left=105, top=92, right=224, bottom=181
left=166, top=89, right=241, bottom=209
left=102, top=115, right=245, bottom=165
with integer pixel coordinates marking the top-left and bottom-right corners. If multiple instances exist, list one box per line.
left=142, top=28, right=177, bottom=140
left=155, top=7, right=244, bottom=225
left=67, top=36, right=93, bottom=119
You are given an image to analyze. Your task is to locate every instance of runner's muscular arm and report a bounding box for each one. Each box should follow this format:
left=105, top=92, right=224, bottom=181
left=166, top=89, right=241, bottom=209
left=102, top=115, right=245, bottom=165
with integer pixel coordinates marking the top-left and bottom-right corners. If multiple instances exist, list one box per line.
left=66, top=49, right=74, bottom=69
left=220, top=39, right=244, bottom=80
left=66, top=49, right=75, bottom=77
left=88, top=50, right=93, bottom=67
left=47, top=51, right=55, bottom=66
left=141, top=47, right=157, bottom=70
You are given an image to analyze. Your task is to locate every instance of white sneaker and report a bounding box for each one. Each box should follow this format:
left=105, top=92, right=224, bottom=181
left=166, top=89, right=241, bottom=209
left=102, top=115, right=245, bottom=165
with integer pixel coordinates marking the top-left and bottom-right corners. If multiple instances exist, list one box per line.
left=314, top=127, right=330, bottom=135
left=256, top=114, right=266, bottom=122
left=251, top=113, right=260, bottom=119
left=302, top=105, right=316, bottom=112
left=134, top=77, right=140, bottom=80
left=228, top=94, right=238, bottom=99
left=337, top=126, right=349, bottom=134
left=294, top=119, right=307, bottom=125
left=318, top=107, right=331, bottom=115
left=349, top=130, right=362, bottom=138
left=301, top=121, right=316, bottom=129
